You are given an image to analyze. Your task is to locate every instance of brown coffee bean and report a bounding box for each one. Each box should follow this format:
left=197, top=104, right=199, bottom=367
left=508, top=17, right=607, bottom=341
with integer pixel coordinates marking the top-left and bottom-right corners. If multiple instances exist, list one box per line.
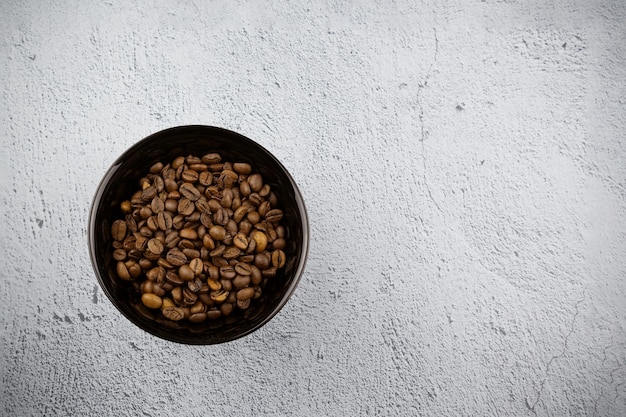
left=207, top=200, right=222, bottom=215
left=219, top=265, right=236, bottom=280
left=209, top=245, right=225, bottom=257
left=177, top=198, right=195, bottom=216
left=207, top=309, right=222, bottom=320
left=187, top=277, right=203, bottom=293
left=156, top=211, right=172, bottom=231
left=180, top=183, right=201, bottom=201
left=254, top=252, right=271, bottom=269
left=187, top=312, right=205, bottom=323
left=250, top=265, right=262, bottom=285
left=259, top=184, right=271, bottom=198
left=202, top=153, right=221, bottom=164
left=265, top=209, right=284, bottom=223
left=113, top=248, right=127, bottom=261
left=164, top=178, right=178, bottom=193
left=233, top=275, right=251, bottom=289
left=272, top=249, right=286, bottom=268
left=183, top=248, right=200, bottom=259
left=141, top=186, right=157, bottom=201
left=147, top=238, right=164, bottom=255
left=189, top=163, right=208, bottom=172
left=234, top=262, right=252, bottom=276
left=166, top=249, right=187, bottom=266
left=162, top=306, right=185, bottom=321
left=178, top=227, right=198, bottom=240
left=223, top=247, right=241, bottom=259
left=141, top=293, right=162, bottom=309
left=198, top=171, right=212, bottom=186
left=239, top=181, right=251, bottom=197
left=166, top=271, right=183, bottom=286
left=139, top=206, right=152, bottom=220
left=248, top=193, right=262, bottom=207
left=251, top=230, right=268, bottom=252
left=218, top=170, right=238, bottom=188
left=111, top=220, right=127, bottom=241
left=272, top=238, right=286, bottom=250
left=189, top=258, right=204, bottom=276
left=181, top=169, right=199, bottom=183
left=116, top=261, right=131, bottom=281
left=236, top=287, right=255, bottom=301
left=164, top=231, right=180, bottom=249
left=151, top=197, right=165, bottom=214
left=247, top=173, right=263, bottom=192
left=210, top=290, right=229, bottom=303
left=233, top=162, right=252, bottom=174
left=182, top=287, right=198, bottom=305
left=258, top=201, right=271, bottom=218
left=195, top=199, right=210, bottom=213
left=237, top=298, right=251, bottom=310
left=179, top=264, right=195, bottom=281
left=239, top=254, right=255, bottom=263
left=149, top=162, right=163, bottom=174
left=233, top=233, right=249, bottom=250
left=213, top=207, right=229, bottom=226
left=247, top=211, right=260, bottom=224
left=220, top=302, right=234, bottom=316
left=171, top=286, right=183, bottom=304
left=209, top=225, right=226, bottom=240
left=146, top=266, right=165, bottom=282
left=262, top=267, right=277, bottom=278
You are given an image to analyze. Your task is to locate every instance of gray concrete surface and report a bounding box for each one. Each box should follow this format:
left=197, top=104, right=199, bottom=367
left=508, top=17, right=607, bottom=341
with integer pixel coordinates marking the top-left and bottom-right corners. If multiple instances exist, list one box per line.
left=1, top=0, right=625, bottom=416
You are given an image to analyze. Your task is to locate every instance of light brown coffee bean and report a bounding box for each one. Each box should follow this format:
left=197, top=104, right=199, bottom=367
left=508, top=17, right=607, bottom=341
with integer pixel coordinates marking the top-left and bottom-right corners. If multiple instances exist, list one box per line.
left=233, top=162, right=252, bottom=174
left=189, top=163, right=208, bottom=172
left=149, top=162, right=164, bottom=174
left=248, top=193, right=262, bottom=207
left=151, top=197, right=164, bottom=214
left=111, top=220, right=127, bottom=241
left=157, top=211, right=172, bottom=231
left=234, top=262, right=252, bottom=276
left=141, top=186, right=157, bottom=201
left=116, top=261, right=131, bottom=281
left=248, top=173, right=263, bottom=192
left=195, top=199, right=210, bottom=213
left=198, top=171, right=212, bottom=186
left=219, top=265, right=236, bottom=280
left=272, top=238, right=286, bottom=250
left=171, top=286, right=183, bottom=304
left=259, top=184, right=271, bottom=198
left=251, top=230, right=268, bottom=252
left=258, top=201, right=271, bottom=218
left=182, top=287, right=198, bottom=305
left=236, top=287, right=255, bottom=301
left=142, top=293, right=163, bottom=309
left=223, top=247, right=241, bottom=259
left=233, top=233, right=248, bottom=250
left=210, top=290, right=229, bottom=303
left=189, top=258, right=204, bottom=276
left=177, top=228, right=196, bottom=241
left=247, top=211, right=260, bottom=224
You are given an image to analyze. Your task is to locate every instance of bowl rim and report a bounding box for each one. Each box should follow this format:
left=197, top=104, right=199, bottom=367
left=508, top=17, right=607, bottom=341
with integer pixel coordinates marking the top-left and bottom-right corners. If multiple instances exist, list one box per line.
left=87, top=124, right=309, bottom=344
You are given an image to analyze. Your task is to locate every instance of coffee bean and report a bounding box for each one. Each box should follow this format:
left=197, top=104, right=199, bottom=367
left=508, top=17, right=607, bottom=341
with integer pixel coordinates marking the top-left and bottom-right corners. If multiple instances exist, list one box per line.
left=166, top=271, right=183, bottom=286
left=179, top=183, right=201, bottom=201
left=234, top=262, right=252, bottom=276
left=116, top=261, right=131, bottom=281
left=198, top=171, right=212, bottom=186
left=111, top=220, right=127, bottom=241
left=162, top=306, right=185, bottom=321
left=189, top=258, right=203, bottom=276
left=183, top=248, right=200, bottom=259
left=146, top=216, right=159, bottom=232
left=186, top=155, right=202, bottom=165
left=179, top=264, right=195, bottom=281
left=258, top=201, right=271, bottom=218
left=151, top=197, right=165, bottom=214
left=265, top=209, right=284, bottom=223
left=272, top=238, right=286, bottom=250
left=219, top=265, right=236, bottom=280
left=233, top=233, right=248, bottom=250
left=236, top=298, right=251, bottom=310
left=142, top=293, right=163, bottom=309
left=236, top=287, right=255, bottom=301
left=189, top=163, right=208, bottom=172
left=207, top=309, right=222, bottom=320
left=272, top=249, right=286, bottom=268
left=181, top=169, right=199, bottom=183
left=178, top=198, right=195, bottom=216
left=254, top=252, right=271, bottom=269
left=233, top=275, right=251, bottom=289
left=166, top=249, right=187, bottom=266
left=247, top=173, right=263, bottom=192
left=251, top=230, right=268, bottom=252
left=233, top=162, right=252, bottom=174
left=182, top=287, right=198, bottom=305
left=202, top=153, right=221, bottom=164
left=147, top=238, right=164, bottom=255
left=164, top=178, right=178, bottom=193
left=223, top=246, right=241, bottom=259
left=113, top=248, right=127, bottom=261
left=187, top=277, right=203, bottom=293
left=209, top=225, right=226, bottom=241
left=210, top=290, right=229, bottom=303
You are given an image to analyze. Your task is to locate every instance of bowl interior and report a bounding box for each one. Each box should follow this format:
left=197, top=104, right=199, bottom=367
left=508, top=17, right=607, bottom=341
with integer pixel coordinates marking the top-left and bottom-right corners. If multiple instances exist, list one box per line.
left=89, top=126, right=308, bottom=344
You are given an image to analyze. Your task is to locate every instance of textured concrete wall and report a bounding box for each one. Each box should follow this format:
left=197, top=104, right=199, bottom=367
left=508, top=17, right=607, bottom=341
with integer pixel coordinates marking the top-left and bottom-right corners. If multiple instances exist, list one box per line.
left=1, top=0, right=625, bottom=416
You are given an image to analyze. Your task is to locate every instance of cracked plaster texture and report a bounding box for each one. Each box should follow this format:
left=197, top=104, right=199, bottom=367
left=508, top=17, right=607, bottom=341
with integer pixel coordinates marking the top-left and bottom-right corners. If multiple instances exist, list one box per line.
left=1, top=0, right=625, bottom=416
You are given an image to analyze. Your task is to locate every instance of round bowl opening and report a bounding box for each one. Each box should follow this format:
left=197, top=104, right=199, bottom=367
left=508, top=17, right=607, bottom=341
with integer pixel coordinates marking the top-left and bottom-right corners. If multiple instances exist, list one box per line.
left=88, top=125, right=308, bottom=344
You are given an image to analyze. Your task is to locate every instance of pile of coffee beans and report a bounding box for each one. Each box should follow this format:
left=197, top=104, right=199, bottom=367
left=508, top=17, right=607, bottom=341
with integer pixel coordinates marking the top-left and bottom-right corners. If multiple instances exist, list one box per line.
left=110, top=153, right=287, bottom=324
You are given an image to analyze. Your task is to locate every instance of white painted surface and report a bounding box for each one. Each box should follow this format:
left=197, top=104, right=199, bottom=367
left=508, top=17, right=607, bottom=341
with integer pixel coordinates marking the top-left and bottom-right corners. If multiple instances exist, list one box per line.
left=1, top=1, right=625, bottom=415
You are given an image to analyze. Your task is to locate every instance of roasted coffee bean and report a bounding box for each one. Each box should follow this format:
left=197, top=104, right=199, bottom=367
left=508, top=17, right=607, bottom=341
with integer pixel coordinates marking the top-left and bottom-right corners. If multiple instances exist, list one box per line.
left=198, top=171, right=212, bottom=186
left=272, top=238, right=286, bottom=250
left=139, top=206, right=152, bottom=220
left=142, top=293, right=162, bottom=309
left=213, top=207, right=229, bottom=226
left=111, top=220, right=127, bottom=241
left=210, top=290, right=229, bottom=303
left=179, top=183, right=201, bottom=201
left=195, top=199, right=210, bottom=213
left=262, top=267, right=277, bottom=278
left=209, top=225, right=226, bottom=241
left=179, top=227, right=198, bottom=240
left=146, top=266, right=165, bottom=282
left=182, top=248, right=201, bottom=260
left=233, top=275, right=251, bottom=289
left=166, top=271, right=183, bottom=286
left=207, top=309, right=222, bottom=320
left=248, top=173, right=263, bottom=192
left=248, top=193, right=263, bottom=207
left=202, top=153, right=221, bottom=164
left=189, top=258, right=204, bottom=276
left=265, top=209, right=284, bottom=223
left=188, top=277, right=203, bottom=293
left=237, top=298, right=251, bottom=310
left=219, top=265, right=236, bottom=280
left=234, top=262, right=252, bottom=276
left=236, top=287, right=255, bottom=301
left=181, top=169, right=199, bottom=183
left=207, top=278, right=221, bottom=291
left=116, top=261, right=131, bottom=281
left=239, top=254, right=255, bottom=263
left=164, top=178, right=178, bottom=193
left=258, top=201, right=271, bottom=218
left=147, top=238, right=164, bottom=255
left=209, top=245, right=225, bottom=257
left=186, top=155, right=202, bottom=165
left=220, top=302, right=234, bottom=316
left=165, top=231, right=180, bottom=249
left=247, top=211, right=261, bottom=224
left=177, top=198, right=195, bottom=216
left=221, top=279, right=233, bottom=291
left=141, top=186, right=157, bottom=201
left=166, top=249, right=187, bottom=266
left=223, top=247, right=241, bottom=259
left=259, top=184, right=271, bottom=198
left=162, top=306, right=185, bottom=321
left=233, top=162, right=252, bottom=174
left=254, top=252, right=271, bottom=269
left=272, top=250, right=286, bottom=268
left=179, top=264, right=195, bottom=281
left=171, top=286, right=183, bottom=304
left=113, top=248, right=127, bottom=261
left=149, top=162, right=163, bottom=174
left=251, top=230, right=268, bottom=252
left=151, top=197, right=164, bottom=214
left=182, top=287, right=198, bottom=305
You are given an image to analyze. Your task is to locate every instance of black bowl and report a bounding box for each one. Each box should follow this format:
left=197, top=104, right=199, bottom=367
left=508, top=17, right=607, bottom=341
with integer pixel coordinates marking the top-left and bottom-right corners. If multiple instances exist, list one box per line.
left=88, top=125, right=309, bottom=344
